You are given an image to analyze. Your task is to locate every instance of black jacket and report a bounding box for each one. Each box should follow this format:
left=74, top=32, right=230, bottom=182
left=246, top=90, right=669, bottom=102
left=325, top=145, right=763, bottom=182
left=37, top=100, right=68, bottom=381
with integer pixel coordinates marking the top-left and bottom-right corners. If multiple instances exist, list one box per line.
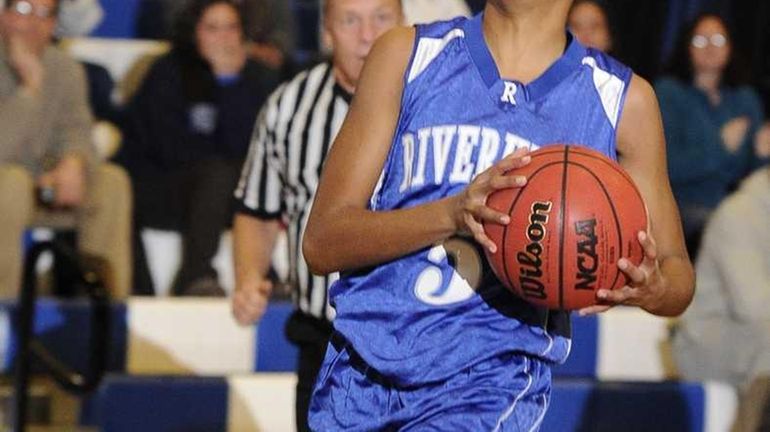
left=117, top=51, right=279, bottom=175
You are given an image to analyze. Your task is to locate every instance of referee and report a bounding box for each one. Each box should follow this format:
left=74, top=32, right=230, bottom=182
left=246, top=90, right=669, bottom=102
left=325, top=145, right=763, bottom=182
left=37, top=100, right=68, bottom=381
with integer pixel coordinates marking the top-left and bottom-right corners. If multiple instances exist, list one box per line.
left=231, top=0, right=403, bottom=430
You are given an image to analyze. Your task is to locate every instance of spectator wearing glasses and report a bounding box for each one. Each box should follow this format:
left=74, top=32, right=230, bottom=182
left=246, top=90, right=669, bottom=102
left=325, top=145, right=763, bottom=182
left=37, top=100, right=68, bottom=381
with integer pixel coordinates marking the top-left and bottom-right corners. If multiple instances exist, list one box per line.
left=655, top=13, right=769, bottom=260
left=0, top=0, right=132, bottom=297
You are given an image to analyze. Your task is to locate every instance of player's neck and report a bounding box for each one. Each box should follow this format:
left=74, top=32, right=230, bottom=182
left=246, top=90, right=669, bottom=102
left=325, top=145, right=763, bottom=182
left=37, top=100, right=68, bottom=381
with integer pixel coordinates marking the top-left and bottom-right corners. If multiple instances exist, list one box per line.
left=483, top=1, right=570, bottom=83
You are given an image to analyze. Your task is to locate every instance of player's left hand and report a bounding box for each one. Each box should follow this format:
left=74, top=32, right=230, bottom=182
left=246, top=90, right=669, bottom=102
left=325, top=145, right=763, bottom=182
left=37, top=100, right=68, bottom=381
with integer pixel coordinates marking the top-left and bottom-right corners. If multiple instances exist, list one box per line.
left=578, top=230, right=666, bottom=316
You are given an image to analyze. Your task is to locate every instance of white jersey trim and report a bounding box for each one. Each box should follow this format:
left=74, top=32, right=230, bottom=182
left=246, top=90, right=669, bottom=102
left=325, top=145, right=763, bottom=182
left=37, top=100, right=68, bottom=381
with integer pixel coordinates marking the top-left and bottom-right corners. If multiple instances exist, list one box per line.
left=407, top=28, right=465, bottom=84
left=582, top=56, right=626, bottom=129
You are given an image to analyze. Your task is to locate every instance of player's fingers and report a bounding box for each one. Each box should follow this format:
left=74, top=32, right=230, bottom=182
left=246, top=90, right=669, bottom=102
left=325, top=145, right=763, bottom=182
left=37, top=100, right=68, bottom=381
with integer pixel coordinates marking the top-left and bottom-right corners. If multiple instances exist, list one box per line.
left=597, top=286, right=639, bottom=306
left=467, top=214, right=497, bottom=253
left=618, top=258, right=647, bottom=287
left=578, top=304, right=613, bottom=316
left=475, top=204, right=510, bottom=226
left=497, top=153, right=531, bottom=172
left=489, top=172, right=526, bottom=190
left=503, top=146, right=530, bottom=161
left=638, top=231, right=658, bottom=261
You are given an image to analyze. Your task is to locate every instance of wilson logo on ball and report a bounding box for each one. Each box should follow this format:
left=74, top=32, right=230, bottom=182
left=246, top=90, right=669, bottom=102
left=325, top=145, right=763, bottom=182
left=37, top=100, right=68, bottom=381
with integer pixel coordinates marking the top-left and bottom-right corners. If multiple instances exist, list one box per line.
left=517, top=201, right=553, bottom=301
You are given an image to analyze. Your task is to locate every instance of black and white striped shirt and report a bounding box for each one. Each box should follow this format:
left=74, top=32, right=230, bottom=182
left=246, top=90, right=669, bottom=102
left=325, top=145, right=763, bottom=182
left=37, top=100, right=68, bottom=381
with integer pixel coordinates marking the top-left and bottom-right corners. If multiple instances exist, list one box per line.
left=235, top=62, right=350, bottom=321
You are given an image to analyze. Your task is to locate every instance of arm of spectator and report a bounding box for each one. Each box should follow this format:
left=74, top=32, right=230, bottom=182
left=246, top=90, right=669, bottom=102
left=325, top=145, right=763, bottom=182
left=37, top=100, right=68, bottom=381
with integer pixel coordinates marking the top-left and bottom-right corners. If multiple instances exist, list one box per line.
left=54, top=59, right=96, bottom=175
left=741, top=88, right=770, bottom=168
left=755, top=122, right=770, bottom=161
left=721, top=88, right=765, bottom=175
left=232, top=214, right=281, bottom=326
left=704, top=199, right=770, bottom=324
left=0, top=85, right=42, bottom=162
left=0, top=37, right=44, bottom=162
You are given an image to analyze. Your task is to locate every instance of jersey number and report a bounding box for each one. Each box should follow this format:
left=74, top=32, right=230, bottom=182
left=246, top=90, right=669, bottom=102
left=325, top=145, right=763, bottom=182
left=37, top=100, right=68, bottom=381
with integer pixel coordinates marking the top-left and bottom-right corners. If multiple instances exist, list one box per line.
left=414, top=238, right=483, bottom=306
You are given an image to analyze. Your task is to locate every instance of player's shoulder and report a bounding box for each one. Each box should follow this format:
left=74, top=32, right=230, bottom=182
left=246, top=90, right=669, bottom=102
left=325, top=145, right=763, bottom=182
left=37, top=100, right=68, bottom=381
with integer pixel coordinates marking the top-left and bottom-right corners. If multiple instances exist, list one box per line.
left=581, top=47, right=632, bottom=79
left=370, top=25, right=417, bottom=59
left=361, top=26, right=418, bottom=88
left=622, top=73, right=658, bottom=118
left=379, top=17, right=469, bottom=87
left=377, top=17, right=469, bottom=61
left=616, top=73, right=661, bottom=153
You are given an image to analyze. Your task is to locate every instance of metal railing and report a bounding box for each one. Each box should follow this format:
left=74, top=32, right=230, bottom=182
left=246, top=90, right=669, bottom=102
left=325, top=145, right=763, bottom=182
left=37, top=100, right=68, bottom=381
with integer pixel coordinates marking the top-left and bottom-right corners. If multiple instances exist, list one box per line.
left=12, top=241, right=111, bottom=432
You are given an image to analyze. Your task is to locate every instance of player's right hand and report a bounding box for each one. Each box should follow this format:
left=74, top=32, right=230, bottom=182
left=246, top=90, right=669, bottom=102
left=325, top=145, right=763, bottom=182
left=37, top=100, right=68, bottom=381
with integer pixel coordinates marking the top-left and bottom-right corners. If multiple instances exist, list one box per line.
left=451, top=147, right=531, bottom=253
left=232, top=278, right=273, bottom=326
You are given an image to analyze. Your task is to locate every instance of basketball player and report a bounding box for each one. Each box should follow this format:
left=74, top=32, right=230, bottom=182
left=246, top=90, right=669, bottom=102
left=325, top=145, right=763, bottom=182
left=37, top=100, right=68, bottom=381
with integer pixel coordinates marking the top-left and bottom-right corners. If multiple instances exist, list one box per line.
left=303, top=0, right=695, bottom=429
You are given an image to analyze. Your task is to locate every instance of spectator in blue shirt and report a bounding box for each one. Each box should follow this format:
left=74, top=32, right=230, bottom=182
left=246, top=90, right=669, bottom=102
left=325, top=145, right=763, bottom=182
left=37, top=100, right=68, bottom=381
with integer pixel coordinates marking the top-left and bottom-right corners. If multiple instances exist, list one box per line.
left=655, top=13, right=768, bottom=259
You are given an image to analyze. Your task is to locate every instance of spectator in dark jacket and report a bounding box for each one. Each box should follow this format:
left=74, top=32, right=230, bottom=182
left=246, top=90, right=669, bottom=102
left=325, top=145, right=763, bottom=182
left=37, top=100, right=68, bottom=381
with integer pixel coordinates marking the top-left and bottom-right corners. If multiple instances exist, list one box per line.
left=117, top=0, right=279, bottom=296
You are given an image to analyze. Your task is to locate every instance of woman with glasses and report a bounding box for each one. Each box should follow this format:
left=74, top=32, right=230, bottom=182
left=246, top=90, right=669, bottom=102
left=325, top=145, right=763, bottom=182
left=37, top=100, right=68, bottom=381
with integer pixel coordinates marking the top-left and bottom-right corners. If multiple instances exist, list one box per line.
left=655, top=13, right=769, bottom=260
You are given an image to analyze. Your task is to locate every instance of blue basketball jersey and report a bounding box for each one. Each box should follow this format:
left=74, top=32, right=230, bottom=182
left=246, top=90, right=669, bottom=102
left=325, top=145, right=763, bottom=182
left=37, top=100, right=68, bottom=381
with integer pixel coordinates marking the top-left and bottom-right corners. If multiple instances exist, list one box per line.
left=328, top=14, right=633, bottom=387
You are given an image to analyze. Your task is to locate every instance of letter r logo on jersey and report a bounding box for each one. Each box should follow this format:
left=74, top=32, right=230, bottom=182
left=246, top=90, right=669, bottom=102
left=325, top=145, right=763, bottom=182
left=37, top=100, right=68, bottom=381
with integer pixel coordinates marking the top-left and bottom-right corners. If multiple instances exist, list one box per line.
left=501, top=81, right=518, bottom=106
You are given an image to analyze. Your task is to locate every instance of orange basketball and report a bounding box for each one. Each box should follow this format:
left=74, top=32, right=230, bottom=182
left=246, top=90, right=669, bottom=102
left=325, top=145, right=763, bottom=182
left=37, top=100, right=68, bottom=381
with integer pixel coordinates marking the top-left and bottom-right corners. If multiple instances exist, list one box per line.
left=484, top=145, right=647, bottom=310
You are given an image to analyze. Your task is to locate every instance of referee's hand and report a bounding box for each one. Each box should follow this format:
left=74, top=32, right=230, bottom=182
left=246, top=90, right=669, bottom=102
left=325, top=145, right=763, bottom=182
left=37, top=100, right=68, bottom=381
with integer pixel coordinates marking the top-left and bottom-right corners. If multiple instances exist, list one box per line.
left=232, top=279, right=273, bottom=326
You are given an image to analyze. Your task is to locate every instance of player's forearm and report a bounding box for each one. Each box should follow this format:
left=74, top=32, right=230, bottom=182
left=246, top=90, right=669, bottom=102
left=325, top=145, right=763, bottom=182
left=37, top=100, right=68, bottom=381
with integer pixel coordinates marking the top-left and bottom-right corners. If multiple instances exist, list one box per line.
left=645, top=255, right=695, bottom=317
left=303, top=197, right=458, bottom=275
left=233, top=214, right=279, bottom=289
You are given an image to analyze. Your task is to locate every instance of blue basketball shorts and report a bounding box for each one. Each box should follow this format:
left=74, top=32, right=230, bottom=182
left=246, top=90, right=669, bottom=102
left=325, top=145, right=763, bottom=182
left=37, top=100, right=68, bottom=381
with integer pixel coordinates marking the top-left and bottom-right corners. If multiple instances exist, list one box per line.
left=308, top=336, right=552, bottom=431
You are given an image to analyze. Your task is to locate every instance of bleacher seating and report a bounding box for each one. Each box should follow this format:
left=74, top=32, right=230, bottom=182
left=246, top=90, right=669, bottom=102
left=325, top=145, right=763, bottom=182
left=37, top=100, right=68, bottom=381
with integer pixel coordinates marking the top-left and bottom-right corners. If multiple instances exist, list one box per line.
left=1, top=299, right=738, bottom=431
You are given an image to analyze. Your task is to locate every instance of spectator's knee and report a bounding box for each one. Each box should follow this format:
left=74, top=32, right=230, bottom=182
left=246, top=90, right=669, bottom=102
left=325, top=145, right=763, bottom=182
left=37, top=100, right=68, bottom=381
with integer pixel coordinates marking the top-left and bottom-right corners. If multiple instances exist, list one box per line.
left=0, top=164, right=35, bottom=224
left=91, top=163, right=132, bottom=207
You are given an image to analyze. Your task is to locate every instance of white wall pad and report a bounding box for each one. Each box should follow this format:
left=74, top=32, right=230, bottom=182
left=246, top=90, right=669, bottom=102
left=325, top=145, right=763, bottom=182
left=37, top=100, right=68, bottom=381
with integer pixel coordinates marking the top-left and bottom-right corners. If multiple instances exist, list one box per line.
left=127, top=298, right=255, bottom=375
left=704, top=381, right=738, bottom=432
left=228, top=374, right=297, bottom=432
left=597, top=307, right=670, bottom=381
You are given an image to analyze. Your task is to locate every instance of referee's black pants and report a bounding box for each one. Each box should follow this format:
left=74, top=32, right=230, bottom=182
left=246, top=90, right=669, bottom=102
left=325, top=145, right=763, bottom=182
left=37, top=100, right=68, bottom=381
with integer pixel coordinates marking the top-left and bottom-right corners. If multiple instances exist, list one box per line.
left=286, top=311, right=333, bottom=432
